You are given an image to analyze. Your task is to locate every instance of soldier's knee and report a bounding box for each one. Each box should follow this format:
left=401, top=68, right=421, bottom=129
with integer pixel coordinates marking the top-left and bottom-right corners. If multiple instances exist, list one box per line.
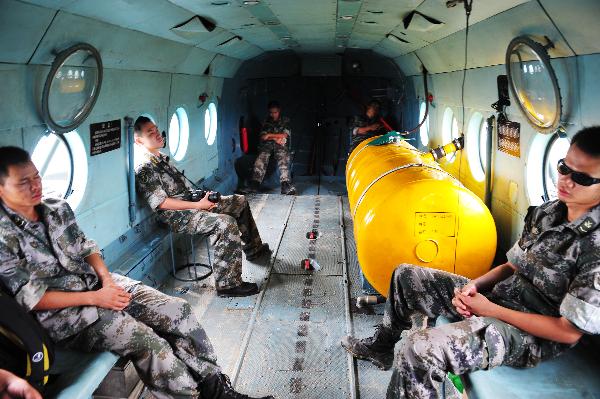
left=398, top=331, right=437, bottom=366
left=392, top=264, right=414, bottom=281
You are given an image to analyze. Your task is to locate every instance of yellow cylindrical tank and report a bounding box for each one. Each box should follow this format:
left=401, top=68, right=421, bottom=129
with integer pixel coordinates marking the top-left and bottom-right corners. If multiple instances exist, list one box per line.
left=346, top=136, right=496, bottom=296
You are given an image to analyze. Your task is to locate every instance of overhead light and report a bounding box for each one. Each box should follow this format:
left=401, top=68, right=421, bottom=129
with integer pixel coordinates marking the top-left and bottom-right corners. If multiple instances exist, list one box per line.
left=281, top=36, right=292, bottom=40
left=340, top=15, right=354, bottom=20
left=243, top=0, right=260, bottom=5
left=386, top=33, right=409, bottom=44
left=264, top=20, right=280, bottom=25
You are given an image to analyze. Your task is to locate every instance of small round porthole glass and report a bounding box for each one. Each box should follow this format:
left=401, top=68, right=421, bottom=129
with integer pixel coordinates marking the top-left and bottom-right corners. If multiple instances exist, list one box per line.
left=506, top=36, right=561, bottom=133
left=31, top=131, right=88, bottom=209
left=542, top=134, right=570, bottom=200
left=41, top=43, right=103, bottom=134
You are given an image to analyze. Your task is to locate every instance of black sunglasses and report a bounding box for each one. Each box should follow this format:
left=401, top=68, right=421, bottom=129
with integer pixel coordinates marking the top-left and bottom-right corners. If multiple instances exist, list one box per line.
left=557, top=159, right=600, bottom=186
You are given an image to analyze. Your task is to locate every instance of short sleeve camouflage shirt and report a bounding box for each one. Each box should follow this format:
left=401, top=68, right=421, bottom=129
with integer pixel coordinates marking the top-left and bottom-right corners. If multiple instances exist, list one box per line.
left=490, top=200, right=600, bottom=335
left=0, top=198, right=101, bottom=341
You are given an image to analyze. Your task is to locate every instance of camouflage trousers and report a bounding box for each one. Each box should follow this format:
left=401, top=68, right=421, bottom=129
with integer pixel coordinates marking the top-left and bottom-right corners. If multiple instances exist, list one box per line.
left=251, top=142, right=291, bottom=184
left=62, top=274, right=219, bottom=399
left=176, top=194, right=263, bottom=289
left=383, top=265, right=542, bottom=399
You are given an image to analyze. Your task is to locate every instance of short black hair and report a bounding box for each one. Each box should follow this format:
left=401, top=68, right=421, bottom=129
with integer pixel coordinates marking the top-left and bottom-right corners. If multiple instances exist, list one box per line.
left=571, top=126, right=600, bottom=158
left=134, top=116, right=153, bottom=135
left=267, top=100, right=281, bottom=110
left=0, top=146, right=31, bottom=185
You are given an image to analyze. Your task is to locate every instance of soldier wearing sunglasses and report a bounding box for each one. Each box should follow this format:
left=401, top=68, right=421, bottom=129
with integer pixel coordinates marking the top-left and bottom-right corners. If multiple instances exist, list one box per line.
left=342, top=126, right=600, bottom=398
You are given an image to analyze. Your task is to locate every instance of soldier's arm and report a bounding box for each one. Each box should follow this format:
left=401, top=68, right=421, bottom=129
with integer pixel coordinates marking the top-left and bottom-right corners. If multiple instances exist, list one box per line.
left=158, top=196, right=216, bottom=211
left=470, top=262, right=516, bottom=292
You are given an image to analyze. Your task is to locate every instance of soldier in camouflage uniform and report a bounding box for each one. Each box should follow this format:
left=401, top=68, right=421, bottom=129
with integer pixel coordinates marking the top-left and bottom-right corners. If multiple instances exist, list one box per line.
left=348, top=99, right=387, bottom=154
left=245, top=101, right=296, bottom=195
left=134, top=116, right=270, bottom=298
left=342, top=126, right=600, bottom=399
left=0, top=146, right=273, bottom=399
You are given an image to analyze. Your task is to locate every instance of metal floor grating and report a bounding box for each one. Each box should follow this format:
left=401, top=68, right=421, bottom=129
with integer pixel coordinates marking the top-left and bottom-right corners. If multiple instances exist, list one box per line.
left=159, top=186, right=397, bottom=399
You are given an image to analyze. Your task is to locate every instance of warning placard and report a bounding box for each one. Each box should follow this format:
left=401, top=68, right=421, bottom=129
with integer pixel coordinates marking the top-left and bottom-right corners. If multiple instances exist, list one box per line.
left=90, top=119, right=121, bottom=156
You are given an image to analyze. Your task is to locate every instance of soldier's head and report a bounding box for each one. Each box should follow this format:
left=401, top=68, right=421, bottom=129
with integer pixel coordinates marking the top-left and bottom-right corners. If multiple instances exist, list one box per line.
left=557, top=126, right=600, bottom=210
left=0, top=146, right=43, bottom=208
left=268, top=101, right=281, bottom=121
left=365, top=100, right=381, bottom=119
left=134, top=116, right=164, bottom=152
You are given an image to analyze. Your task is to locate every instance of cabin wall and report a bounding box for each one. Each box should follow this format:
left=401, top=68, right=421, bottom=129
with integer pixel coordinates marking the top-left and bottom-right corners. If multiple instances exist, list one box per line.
left=221, top=50, right=408, bottom=184
left=0, top=1, right=240, bottom=251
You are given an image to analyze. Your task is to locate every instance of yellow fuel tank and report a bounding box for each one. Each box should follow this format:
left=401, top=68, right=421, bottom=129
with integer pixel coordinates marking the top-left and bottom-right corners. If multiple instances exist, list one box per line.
left=346, top=136, right=496, bottom=296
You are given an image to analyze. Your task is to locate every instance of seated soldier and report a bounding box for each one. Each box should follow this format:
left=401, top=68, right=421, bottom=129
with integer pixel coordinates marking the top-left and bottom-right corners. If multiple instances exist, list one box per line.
left=349, top=99, right=388, bottom=153
left=341, top=126, right=600, bottom=398
left=0, top=146, right=273, bottom=399
left=244, top=101, right=296, bottom=195
left=133, top=116, right=270, bottom=298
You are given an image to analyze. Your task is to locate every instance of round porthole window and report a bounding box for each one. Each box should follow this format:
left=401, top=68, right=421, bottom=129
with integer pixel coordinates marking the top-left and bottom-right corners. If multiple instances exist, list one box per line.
left=506, top=36, right=562, bottom=133
left=542, top=134, right=570, bottom=201
left=168, top=107, right=189, bottom=161
left=466, top=112, right=487, bottom=181
left=205, top=102, right=218, bottom=146
left=31, top=131, right=88, bottom=209
left=41, top=43, right=103, bottom=134
left=419, top=101, right=429, bottom=147
left=442, top=107, right=460, bottom=162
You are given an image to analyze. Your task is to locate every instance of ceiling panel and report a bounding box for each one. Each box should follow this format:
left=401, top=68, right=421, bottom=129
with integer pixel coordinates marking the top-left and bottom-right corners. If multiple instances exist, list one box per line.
left=539, top=0, right=600, bottom=56
left=0, top=0, right=56, bottom=63
left=270, top=0, right=336, bottom=26
left=169, top=0, right=258, bottom=31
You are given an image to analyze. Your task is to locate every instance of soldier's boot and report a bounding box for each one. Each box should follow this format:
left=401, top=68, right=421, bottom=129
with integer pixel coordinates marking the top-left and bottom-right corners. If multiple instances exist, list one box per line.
left=340, top=324, right=400, bottom=370
left=216, top=281, right=259, bottom=297
left=244, top=180, right=261, bottom=194
left=281, top=181, right=296, bottom=195
left=199, top=373, right=274, bottom=399
left=245, top=243, right=271, bottom=262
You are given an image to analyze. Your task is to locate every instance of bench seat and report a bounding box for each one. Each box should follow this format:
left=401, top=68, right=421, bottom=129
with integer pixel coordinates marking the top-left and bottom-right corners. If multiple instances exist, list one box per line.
left=466, top=335, right=600, bottom=399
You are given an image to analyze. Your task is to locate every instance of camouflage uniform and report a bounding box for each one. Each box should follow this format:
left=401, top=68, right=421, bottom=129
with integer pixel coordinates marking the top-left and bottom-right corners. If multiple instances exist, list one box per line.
left=0, top=198, right=220, bottom=399
left=135, top=151, right=263, bottom=289
left=382, top=200, right=600, bottom=399
left=349, top=114, right=387, bottom=153
left=250, top=116, right=292, bottom=184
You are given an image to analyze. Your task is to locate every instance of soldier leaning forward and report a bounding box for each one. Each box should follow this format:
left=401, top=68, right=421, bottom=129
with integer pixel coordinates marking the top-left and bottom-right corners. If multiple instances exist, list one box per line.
left=342, top=126, right=600, bottom=399
left=133, top=116, right=270, bottom=297
left=0, top=146, right=273, bottom=399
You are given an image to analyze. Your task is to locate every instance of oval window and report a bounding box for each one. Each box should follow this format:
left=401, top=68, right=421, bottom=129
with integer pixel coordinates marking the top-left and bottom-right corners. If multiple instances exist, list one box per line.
left=204, top=102, right=218, bottom=146
left=168, top=107, right=189, bottom=161
left=418, top=101, right=429, bottom=147
left=466, top=112, right=486, bottom=181
left=543, top=134, right=570, bottom=201
left=442, top=107, right=460, bottom=162
left=31, top=130, right=88, bottom=209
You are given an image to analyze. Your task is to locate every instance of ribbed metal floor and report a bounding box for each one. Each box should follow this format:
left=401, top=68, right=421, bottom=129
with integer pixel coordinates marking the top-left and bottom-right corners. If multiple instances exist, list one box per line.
left=161, top=184, right=393, bottom=399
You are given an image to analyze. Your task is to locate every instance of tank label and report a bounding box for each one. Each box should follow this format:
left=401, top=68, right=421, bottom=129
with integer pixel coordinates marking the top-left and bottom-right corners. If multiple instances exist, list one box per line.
left=415, top=212, right=456, bottom=237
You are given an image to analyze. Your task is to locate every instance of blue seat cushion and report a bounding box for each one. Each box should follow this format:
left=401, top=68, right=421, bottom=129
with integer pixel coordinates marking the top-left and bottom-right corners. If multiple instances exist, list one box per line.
left=45, top=348, right=119, bottom=399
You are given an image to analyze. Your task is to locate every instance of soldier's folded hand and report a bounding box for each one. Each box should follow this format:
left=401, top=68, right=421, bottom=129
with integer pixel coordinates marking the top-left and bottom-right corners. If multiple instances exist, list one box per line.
left=452, top=288, right=472, bottom=318
left=93, top=285, right=132, bottom=311
left=196, top=193, right=217, bottom=211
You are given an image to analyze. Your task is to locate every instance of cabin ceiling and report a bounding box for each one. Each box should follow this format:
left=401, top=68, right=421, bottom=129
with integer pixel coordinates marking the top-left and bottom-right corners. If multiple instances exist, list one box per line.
left=5, top=0, right=600, bottom=76
left=18, top=0, right=531, bottom=59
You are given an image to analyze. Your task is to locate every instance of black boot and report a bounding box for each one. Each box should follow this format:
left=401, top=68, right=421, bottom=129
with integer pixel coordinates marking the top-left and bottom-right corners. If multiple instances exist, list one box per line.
left=340, top=324, right=400, bottom=370
left=245, top=243, right=271, bottom=262
left=280, top=181, right=296, bottom=195
left=216, top=282, right=259, bottom=297
left=199, top=373, right=274, bottom=399
left=240, top=180, right=261, bottom=194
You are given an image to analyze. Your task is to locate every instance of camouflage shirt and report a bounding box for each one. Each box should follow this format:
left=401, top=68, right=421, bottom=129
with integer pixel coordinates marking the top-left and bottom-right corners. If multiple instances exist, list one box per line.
left=490, top=200, right=600, bottom=336
left=349, top=114, right=387, bottom=149
left=0, top=198, right=101, bottom=341
left=259, top=116, right=291, bottom=149
left=135, top=149, right=199, bottom=230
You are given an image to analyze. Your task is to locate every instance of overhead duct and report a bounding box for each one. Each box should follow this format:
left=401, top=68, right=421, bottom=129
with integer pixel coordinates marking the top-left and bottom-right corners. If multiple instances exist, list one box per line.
left=403, top=11, right=444, bottom=32
left=170, top=16, right=216, bottom=39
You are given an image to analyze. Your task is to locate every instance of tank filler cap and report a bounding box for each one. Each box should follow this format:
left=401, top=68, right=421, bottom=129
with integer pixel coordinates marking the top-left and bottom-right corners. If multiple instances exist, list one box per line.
left=415, top=239, right=439, bottom=263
